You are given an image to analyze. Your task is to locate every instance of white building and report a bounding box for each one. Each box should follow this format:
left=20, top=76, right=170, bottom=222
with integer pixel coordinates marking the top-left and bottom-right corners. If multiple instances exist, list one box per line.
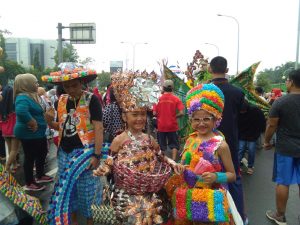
left=5, top=38, right=56, bottom=69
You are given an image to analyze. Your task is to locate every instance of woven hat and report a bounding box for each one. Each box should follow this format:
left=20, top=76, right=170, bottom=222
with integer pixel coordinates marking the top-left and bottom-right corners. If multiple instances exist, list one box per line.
left=186, top=83, right=224, bottom=120
left=111, top=71, right=160, bottom=112
left=41, top=62, right=97, bottom=83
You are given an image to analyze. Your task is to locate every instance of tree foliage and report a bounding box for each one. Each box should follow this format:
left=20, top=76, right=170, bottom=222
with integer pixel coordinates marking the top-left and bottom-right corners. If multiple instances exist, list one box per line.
left=97, top=71, right=111, bottom=92
left=255, top=61, right=295, bottom=92
left=0, top=60, right=26, bottom=85
left=54, top=43, right=79, bottom=65
left=33, top=49, right=42, bottom=71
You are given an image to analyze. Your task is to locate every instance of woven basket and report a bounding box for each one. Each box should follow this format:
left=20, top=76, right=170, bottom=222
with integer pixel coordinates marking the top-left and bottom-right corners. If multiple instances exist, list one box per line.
left=113, top=160, right=172, bottom=195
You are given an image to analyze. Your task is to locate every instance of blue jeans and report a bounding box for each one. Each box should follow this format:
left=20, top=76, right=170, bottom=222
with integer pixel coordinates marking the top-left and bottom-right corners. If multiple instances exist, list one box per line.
left=238, top=140, right=256, bottom=168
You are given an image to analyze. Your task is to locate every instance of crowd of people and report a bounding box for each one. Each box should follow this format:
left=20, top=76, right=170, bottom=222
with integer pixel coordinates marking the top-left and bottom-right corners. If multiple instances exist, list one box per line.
left=0, top=56, right=299, bottom=225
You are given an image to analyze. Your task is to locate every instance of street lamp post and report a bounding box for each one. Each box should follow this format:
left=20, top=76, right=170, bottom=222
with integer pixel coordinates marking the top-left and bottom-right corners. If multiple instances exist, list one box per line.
left=217, top=14, right=240, bottom=75
left=296, top=0, right=300, bottom=69
left=120, top=41, right=148, bottom=71
left=204, top=42, right=219, bottom=56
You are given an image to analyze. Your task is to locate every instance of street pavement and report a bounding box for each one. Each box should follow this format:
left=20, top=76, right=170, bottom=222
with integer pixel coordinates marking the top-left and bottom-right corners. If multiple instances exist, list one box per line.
left=7, top=141, right=300, bottom=225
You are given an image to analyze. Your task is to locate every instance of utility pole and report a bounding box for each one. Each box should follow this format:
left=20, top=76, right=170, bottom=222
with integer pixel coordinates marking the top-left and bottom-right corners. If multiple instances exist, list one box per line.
left=57, top=23, right=63, bottom=64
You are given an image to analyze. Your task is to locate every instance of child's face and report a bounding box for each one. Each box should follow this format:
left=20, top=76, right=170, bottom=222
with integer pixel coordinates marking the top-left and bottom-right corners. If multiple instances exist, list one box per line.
left=123, top=109, right=147, bottom=132
left=191, top=110, right=216, bottom=136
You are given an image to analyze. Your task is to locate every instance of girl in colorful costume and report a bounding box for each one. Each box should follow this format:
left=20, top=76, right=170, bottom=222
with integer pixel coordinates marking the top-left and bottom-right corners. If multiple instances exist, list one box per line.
left=43, top=63, right=103, bottom=225
left=166, top=83, right=237, bottom=225
left=94, top=71, right=183, bottom=225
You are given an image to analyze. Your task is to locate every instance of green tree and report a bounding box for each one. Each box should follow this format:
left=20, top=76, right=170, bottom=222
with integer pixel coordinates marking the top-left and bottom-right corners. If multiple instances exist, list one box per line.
left=0, top=60, right=26, bottom=85
left=255, top=72, right=271, bottom=91
left=54, top=43, right=79, bottom=65
left=33, top=49, right=42, bottom=71
left=255, top=61, right=295, bottom=91
left=97, top=71, right=111, bottom=91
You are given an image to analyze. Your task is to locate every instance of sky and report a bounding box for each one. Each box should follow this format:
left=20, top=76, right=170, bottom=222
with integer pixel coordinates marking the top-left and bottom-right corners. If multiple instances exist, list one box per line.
left=0, top=0, right=299, bottom=75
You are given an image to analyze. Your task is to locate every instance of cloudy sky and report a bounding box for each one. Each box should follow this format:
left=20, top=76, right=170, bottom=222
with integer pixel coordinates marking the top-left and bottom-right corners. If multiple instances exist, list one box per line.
left=1, top=0, right=299, bottom=75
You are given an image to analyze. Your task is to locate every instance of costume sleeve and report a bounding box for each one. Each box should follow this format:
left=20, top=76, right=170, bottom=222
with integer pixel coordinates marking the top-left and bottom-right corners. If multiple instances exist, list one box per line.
left=15, top=96, right=33, bottom=123
left=89, top=95, right=103, bottom=121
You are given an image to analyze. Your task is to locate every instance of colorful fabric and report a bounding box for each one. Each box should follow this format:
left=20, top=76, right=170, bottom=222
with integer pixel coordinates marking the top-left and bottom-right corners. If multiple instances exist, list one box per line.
left=181, top=133, right=223, bottom=188
left=57, top=91, right=95, bottom=147
left=186, top=84, right=224, bottom=120
left=155, top=93, right=184, bottom=132
left=167, top=133, right=232, bottom=223
left=173, top=187, right=229, bottom=222
left=0, top=163, right=48, bottom=225
left=48, top=146, right=101, bottom=224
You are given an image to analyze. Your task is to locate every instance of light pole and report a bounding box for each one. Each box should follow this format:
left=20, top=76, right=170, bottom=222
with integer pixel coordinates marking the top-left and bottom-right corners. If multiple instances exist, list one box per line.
left=204, top=42, right=219, bottom=56
left=217, top=14, right=240, bottom=75
left=120, top=41, right=148, bottom=71
left=296, top=0, right=300, bottom=69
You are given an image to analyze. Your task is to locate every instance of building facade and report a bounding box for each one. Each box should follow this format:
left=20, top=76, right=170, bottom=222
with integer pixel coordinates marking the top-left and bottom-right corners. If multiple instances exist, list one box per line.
left=5, top=38, right=56, bottom=69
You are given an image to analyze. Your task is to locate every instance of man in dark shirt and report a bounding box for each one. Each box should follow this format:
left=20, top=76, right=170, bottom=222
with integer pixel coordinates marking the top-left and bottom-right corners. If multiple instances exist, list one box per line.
left=264, top=69, right=300, bottom=225
left=209, top=56, right=247, bottom=223
left=238, top=101, right=266, bottom=174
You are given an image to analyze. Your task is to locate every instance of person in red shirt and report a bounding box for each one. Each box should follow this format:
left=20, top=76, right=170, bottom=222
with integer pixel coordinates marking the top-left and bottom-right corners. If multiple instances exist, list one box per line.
left=153, top=80, right=184, bottom=160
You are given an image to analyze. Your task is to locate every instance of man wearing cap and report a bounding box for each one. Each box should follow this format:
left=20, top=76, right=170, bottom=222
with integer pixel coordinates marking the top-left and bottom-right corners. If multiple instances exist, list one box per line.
left=153, top=79, right=184, bottom=160
left=43, top=65, right=103, bottom=225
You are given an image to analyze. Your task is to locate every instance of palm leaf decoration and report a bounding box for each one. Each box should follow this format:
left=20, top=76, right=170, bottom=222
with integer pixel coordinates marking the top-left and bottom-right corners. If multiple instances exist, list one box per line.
left=230, top=61, right=270, bottom=116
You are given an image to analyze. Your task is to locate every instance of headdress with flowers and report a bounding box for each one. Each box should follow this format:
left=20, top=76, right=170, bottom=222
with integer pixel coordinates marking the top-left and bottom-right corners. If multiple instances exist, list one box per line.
left=186, top=83, right=224, bottom=121
left=111, top=71, right=160, bottom=112
left=41, top=62, right=97, bottom=83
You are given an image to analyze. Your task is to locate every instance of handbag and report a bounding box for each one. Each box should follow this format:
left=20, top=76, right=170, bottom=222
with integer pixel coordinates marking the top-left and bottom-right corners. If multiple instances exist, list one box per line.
left=173, top=187, right=230, bottom=223
left=91, top=184, right=117, bottom=225
left=1, top=113, right=16, bottom=136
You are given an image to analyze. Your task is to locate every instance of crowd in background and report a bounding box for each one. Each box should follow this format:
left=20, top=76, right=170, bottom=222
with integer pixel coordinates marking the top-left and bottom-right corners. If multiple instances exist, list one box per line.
left=0, top=56, right=299, bottom=225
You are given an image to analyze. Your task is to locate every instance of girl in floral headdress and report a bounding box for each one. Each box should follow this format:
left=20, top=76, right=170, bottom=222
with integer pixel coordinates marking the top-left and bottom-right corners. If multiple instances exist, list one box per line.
left=166, top=83, right=237, bottom=225
left=94, top=71, right=183, bottom=225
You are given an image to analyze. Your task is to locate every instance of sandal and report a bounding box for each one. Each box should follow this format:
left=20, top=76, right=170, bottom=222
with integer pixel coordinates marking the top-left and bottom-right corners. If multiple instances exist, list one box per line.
left=247, top=168, right=254, bottom=175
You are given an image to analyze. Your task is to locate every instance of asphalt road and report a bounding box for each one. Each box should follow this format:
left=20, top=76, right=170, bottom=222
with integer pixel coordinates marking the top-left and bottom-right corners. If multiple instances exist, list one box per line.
left=6, top=141, right=300, bottom=225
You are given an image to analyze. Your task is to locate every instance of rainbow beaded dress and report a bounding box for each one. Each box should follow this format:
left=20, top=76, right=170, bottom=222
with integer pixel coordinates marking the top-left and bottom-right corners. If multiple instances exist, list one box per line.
left=169, top=132, right=233, bottom=225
